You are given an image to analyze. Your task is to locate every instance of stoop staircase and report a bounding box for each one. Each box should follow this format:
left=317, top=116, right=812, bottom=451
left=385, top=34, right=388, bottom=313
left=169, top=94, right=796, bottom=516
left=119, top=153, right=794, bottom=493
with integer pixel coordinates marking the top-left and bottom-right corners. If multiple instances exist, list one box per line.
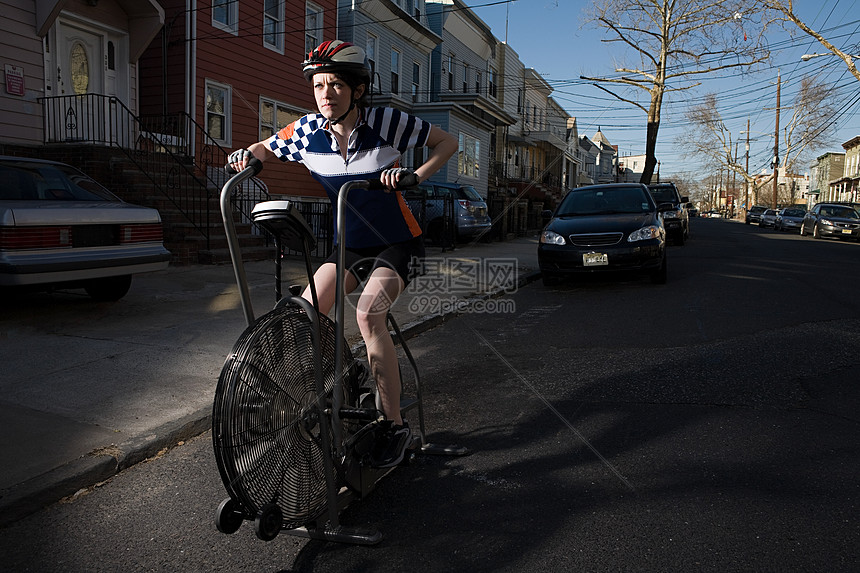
left=107, top=154, right=275, bottom=265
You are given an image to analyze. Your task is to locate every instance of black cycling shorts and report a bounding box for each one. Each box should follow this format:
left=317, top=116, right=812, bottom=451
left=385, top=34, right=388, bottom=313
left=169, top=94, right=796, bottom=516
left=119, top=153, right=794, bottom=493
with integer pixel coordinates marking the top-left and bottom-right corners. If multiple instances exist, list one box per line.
left=325, top=236, right=425, bottom=286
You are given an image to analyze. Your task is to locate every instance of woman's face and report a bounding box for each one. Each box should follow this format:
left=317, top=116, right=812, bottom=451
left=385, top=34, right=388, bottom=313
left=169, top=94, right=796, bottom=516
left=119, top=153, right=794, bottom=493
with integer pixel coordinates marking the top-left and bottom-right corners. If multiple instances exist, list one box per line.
left=312, top=73, right=363, bottom=120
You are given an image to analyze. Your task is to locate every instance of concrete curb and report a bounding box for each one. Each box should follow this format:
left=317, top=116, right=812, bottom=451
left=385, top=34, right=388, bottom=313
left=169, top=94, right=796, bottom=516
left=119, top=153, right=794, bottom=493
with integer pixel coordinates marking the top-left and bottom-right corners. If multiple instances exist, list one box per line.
left=0, top=269, right=541, bottom=528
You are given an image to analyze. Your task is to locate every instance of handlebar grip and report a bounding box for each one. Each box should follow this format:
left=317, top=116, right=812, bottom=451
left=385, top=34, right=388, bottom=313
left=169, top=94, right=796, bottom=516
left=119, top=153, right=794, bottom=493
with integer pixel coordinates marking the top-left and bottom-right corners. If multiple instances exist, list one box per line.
left=366, top=172, right=420, bottom=191
left=224, top=157, right=264, bottom=176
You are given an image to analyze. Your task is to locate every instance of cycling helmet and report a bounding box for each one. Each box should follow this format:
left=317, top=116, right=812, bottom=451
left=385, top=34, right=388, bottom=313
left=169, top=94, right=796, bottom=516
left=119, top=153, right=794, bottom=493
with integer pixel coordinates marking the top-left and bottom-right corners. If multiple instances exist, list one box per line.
left=301, top=40, right=370, bottom=83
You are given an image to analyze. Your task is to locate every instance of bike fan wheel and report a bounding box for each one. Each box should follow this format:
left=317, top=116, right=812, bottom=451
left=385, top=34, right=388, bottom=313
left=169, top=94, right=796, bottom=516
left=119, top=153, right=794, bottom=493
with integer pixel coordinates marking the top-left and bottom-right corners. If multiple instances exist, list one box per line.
left=212, top=304, right=354, bottom=530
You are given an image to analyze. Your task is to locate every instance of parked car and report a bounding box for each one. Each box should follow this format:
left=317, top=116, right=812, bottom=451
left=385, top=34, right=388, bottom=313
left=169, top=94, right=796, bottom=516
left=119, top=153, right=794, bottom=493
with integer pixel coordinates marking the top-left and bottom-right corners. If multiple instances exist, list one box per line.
left=687, top=205, right=700, bottom=217
left=745, top=205, right=767, bottom=224
left=774, top=207, right=806, bottom=232
left=759, top=209, right=779, bottom=228
left=647, top=182, right=689, bottom=245
left=0, top=156, right=171, bottom=300
left=538, top=183, right=669, bottom=286
left=413, top=181, right=492, bottom=243
left=800, top=202, right=860, bottom=241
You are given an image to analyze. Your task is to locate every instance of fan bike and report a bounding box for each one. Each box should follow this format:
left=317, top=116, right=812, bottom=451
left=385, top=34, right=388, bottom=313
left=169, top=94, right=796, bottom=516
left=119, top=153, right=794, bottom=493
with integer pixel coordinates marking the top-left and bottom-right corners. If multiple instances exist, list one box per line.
left=212, top=159, right=467, bottom=545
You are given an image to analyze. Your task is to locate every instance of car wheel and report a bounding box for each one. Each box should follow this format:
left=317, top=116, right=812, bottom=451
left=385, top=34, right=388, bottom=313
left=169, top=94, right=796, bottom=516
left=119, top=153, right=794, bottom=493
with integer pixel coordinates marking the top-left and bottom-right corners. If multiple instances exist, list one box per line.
left=650, top=254, right=667, bottom=285
left=813, top=224, right=821, bottom=239
left=84, top=275, right=132, bottom=301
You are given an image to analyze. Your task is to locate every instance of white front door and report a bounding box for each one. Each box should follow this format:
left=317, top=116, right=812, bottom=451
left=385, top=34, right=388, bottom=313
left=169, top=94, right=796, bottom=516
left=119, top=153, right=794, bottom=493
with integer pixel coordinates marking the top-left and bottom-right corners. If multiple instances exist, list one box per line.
left=45, top=20, right=105, bottom=142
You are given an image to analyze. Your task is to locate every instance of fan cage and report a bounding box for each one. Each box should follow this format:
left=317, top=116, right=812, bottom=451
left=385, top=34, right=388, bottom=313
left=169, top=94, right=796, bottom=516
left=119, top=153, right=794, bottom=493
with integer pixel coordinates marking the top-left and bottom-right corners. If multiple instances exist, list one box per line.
left=212, top=304, right=357, bottom=529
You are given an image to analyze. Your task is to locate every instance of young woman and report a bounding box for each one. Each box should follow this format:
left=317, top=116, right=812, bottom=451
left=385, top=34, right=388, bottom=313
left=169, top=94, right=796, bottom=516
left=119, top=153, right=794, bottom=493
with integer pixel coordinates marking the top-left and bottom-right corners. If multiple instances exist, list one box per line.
left=228, top=40, right=458, bottom=468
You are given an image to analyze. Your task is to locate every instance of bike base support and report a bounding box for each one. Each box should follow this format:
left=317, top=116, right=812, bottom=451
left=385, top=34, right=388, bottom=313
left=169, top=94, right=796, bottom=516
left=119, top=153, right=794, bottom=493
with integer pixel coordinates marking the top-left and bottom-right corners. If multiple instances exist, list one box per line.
left=285, top=525, right=384, bottom=545
left=421, top=443, right=470, bottom=456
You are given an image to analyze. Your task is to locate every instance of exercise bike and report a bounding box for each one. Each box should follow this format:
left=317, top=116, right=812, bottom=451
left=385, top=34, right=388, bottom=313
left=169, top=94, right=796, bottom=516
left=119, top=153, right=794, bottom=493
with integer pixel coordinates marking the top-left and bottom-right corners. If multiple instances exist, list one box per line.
left=212, top=159, right=467, bottom=545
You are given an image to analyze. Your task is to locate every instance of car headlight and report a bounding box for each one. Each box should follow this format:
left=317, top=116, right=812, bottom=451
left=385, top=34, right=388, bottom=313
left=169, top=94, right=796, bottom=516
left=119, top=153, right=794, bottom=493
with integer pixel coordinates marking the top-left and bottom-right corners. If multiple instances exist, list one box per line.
left=628, top=225, right=661, bottom=242
left=540, top=230, right=566, bottom=245
left=662, top=210, right=680, bottom=219
left=820, top=218, right=834, bottom=226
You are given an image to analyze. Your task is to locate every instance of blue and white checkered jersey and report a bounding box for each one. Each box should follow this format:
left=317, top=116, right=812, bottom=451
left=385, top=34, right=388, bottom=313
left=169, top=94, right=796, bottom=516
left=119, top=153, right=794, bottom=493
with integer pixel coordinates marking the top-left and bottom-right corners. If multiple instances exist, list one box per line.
left=265, top=106, right=432, bottom=249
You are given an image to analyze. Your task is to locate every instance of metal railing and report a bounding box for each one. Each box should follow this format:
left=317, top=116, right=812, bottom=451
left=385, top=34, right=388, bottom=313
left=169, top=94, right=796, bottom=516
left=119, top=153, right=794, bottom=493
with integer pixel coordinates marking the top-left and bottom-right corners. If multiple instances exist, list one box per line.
left=39, top=94, right=269, bottom=250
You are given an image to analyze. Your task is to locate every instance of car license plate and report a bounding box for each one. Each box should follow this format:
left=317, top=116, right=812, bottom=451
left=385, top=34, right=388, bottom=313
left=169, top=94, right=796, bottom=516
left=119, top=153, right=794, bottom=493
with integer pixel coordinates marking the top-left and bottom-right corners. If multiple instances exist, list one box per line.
left=583, top=252, right=608, bottom=266
left=842, top=229, right=853, bottom=234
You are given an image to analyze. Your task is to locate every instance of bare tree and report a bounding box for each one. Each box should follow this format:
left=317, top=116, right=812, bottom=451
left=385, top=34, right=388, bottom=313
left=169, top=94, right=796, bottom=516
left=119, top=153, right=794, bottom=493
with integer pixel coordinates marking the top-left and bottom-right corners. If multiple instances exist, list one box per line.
left=582, top=0, right=770, bottom=184
left=761, top=0, right=860, bottom=82
left=684, top=78, right=836, bottom=205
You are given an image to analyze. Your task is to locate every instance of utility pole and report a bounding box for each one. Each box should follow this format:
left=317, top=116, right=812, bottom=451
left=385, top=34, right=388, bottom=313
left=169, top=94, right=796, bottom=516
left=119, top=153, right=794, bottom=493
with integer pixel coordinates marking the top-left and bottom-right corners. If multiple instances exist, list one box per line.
left=771, top=71, right=781, bottom=209
left=732, top=141, right=738, bottom=218
left=745, top=117, right=750, bottom=209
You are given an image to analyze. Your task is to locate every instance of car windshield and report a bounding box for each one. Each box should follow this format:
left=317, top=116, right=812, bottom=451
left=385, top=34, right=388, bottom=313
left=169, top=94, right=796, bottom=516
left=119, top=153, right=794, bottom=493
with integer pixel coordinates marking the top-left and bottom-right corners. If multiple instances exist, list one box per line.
left=0, top=160, right=118, bottom=201
left=557, top=187, right=652, bottom=216
left=751, top=206, right=766, bottom=213
left=820, top=206, right=859, bottom=219
left=783, top=209, right=805, bottom=217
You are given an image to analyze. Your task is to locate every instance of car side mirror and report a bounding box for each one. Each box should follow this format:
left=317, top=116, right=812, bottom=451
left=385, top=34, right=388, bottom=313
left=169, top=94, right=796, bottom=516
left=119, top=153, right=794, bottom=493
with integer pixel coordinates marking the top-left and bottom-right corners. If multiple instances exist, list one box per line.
left=681, top=196, right=689, bottom=203
left=657, top=202, right=674, bottom=212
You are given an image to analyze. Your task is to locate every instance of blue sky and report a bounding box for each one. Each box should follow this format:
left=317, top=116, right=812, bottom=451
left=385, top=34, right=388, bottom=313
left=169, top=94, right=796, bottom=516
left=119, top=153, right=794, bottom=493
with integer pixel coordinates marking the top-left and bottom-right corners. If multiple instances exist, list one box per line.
left=469, top=0, right=860, bottom=179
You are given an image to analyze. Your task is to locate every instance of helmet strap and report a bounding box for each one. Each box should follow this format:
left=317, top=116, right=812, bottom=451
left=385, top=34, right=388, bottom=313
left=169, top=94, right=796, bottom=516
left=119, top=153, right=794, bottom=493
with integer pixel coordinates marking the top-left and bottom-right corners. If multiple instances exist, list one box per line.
left=329, top=100, right=356, bottom=126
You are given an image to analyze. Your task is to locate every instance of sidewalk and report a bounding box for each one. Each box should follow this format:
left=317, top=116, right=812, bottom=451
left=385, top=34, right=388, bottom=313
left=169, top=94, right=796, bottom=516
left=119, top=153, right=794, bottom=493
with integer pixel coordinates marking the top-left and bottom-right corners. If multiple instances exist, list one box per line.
left=0, top=236, right=540, bottom=526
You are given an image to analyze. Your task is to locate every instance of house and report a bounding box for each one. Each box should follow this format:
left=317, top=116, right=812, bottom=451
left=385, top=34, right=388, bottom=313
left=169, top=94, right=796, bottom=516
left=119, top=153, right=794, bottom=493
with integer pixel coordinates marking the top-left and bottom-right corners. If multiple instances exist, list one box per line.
left=578, top=135, right=599, bottom=186
left=809, top=151, right=845, bottom=206
left=829, top=136, right=860, bottom=202
left=619, top=154, right=648, bottom=183
left=1, top=1, right=164, bottom=150
left=591, top=128, right=618, bottom=184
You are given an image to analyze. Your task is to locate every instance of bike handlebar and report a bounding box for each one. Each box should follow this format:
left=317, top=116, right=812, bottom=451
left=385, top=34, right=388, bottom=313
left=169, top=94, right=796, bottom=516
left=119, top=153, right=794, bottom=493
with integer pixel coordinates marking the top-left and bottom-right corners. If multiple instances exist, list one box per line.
left=223, top=160, right=419, bottom=191
left=224, top=157, right=264, bottom=177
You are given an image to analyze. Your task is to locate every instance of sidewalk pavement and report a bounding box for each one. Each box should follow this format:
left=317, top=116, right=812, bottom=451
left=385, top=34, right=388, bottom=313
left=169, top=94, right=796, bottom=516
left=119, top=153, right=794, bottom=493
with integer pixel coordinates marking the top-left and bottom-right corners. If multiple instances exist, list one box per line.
left=0, top=236, right=541, bottom=527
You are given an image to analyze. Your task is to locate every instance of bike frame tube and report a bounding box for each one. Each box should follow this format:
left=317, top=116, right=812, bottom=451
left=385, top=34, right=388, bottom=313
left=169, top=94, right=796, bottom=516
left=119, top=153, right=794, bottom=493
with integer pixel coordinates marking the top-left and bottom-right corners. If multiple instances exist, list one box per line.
left=219, top=162, right=263, bottom=327
left=332, top=180, right=370, bottom=457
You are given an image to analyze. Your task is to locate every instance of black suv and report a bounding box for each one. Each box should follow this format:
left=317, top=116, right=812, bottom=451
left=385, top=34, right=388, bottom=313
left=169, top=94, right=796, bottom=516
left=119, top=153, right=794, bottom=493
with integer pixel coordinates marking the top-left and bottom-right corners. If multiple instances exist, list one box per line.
left=647, top=182, right=690, bottom=245
left=745, top=205, right=767, bottom=225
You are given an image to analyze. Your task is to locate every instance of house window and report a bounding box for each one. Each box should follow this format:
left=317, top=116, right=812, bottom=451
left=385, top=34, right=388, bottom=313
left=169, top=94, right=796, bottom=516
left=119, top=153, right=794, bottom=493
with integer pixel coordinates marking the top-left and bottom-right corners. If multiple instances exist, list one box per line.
left=206, top=81, right=230, bottom=145
left=366, top=35, right=378, bottom=92
left=446, top=54, right=454, bottom=91
left=488, top=66, right=497, bottom=98
left=391, top=49, right=400, bottom=95
left=462, top=64, right=469, bottom=93
left=458, top=133, right=480, bottom=178
left=107, top=41, right=115, bottom=71
left=412, top=62, right=420, bottom=102
left=475, top=70, right=481, bottom=94
left=263, top=0, right=284, bottom=52
left=213, top=0, right=238, bottom=34
left=305, top=2, right=323, bottom=55
left=260, top=97, right=303, bottom=139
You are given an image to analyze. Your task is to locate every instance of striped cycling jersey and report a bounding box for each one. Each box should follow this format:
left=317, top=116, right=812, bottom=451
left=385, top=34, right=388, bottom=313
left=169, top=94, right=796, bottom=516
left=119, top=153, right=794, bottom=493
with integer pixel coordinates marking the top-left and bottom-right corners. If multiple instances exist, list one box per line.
left=265, top=106, right=432, bottom=249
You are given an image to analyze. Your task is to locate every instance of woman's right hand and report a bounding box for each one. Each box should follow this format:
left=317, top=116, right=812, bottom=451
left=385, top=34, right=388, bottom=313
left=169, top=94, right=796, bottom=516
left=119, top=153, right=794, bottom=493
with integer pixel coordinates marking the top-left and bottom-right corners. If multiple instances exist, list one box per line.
left=227, top=148, right=252, bottom=171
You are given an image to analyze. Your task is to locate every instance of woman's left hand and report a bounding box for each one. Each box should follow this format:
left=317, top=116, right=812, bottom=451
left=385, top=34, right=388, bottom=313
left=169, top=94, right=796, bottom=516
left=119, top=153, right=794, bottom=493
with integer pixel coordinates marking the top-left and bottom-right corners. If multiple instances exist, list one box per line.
left=380, top=167, right=416, bottom=191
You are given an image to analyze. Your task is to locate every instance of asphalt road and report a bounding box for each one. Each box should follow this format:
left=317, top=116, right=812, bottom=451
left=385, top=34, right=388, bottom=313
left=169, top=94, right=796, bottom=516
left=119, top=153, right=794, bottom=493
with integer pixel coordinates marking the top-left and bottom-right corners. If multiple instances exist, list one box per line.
left=1, top=218, right=858, bottom=572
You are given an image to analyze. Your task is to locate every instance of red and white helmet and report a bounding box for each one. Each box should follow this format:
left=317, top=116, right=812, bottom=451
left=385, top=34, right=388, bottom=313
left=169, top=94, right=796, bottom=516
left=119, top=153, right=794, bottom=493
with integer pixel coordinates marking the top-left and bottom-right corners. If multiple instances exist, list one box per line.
left=301, top=40, right=370, bottom=83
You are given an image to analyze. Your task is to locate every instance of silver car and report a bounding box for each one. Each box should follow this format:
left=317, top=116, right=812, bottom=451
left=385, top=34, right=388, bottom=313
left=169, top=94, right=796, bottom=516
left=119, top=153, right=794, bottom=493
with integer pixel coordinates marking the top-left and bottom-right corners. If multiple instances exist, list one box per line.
left=759, top=209, right=779, bottom=228
left=0, top=156, right=171, bottom=300
left=774, top=208, right=806, bottom=232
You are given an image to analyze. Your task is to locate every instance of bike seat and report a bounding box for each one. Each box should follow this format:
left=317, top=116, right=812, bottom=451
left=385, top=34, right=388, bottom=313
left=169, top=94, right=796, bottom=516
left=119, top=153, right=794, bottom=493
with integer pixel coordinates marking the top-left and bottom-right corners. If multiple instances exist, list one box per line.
left=251, top=200, right=317, bottom=252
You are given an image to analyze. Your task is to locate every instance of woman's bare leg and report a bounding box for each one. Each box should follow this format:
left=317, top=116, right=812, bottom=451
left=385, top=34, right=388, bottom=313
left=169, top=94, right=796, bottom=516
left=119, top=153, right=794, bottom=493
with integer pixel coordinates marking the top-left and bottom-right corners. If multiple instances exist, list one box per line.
left=355, top=266, right=405, bottom=424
